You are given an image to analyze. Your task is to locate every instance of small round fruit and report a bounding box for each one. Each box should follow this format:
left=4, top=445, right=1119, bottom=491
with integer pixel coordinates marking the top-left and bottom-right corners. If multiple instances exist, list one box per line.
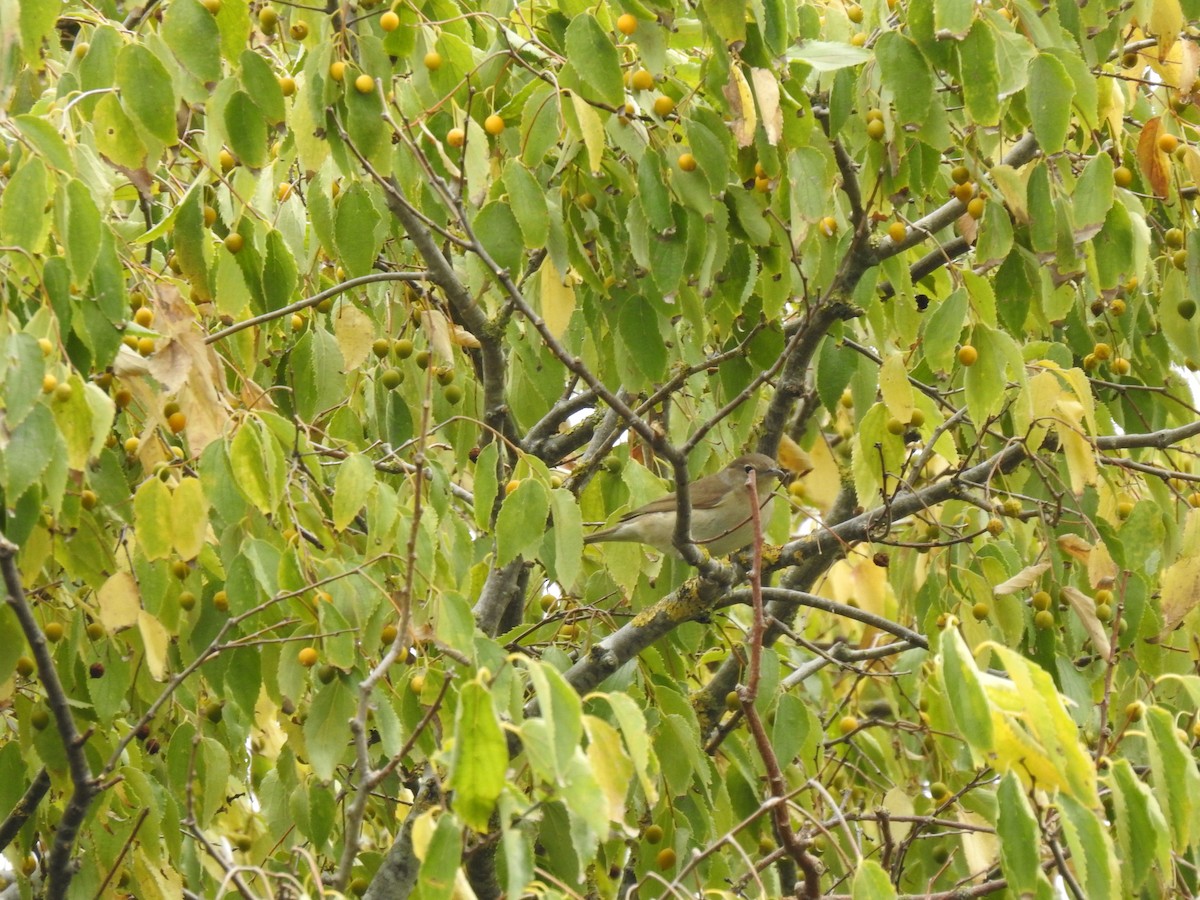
left=725, top=691, right=741, bottom=712
left=167, top=412, right=187, bottom=434
left=1116, top=500, right=1134, bottom=520
left=886, top=417, right=905, bottom=435
left=355, top=73, right=374, bottom=94
left=350, top=877, right=369, bottom=896
left=820, top=216, right=838, bottom=236
left=86, top=622, right=104, bottom=640
left=616, top=13, right=638, bottom=35
left=909, top=408, right=925, bottom=427
left=1092, top=342, right=1111, bottom=361
left=644, top=824, right=664, bottom=844
left=53, top=382, right=73, bottom=403
left=1112, top=357, right=1131, bottom=375
left=1096, top=602, right=1113, bottom=622
left=930, top=781, right=951, bottom=802
left=171, top=560, right=190, bottom=579
left=219, top=148, right=236, bottom=170
left=484, top=114, right=505, bottom=136
left=987, top=517, right=1004, bottom=536
left=443, top=384, right=463, bottom=405
left=652, top=95, right=675, bottom=116
left=213, top=590, right=229, bottom=612
left=1034, top=609, right=1055, bottom=630
left=137, top=336, right=155, bottom=356
left=850, top=32, right=866, bottom=46
left=1166, top=227, right=1185, bottom=248
left=1180, top=299, right=1198, bottom=320
left=204, top=701, right=224, bottom=723
left=329, top=60, right=346, bottom=81
left=957, top=345, right=978, bottom=366
left=838, top=715, right=858, bottom=734
left=38, top=337, right=55, bottom=357
left=124, top=437, right=140, bottom=454
left=678, top=152, right=697, bottom=172
left=291, top=314, right=305, bottom=332
left=578, top=192, right=597, bottom=210
left=42, top=373, right=58, bottom=393
left=1114, top=165, right=1133, bottom=187
left=224, top=233, right=244, bottom=254
left=866, top=118, right=885, bottom=141
left=380, top=10, right=400, bottom=30
left=15, top=656, right=35, bottom=677
left=1188, top=492, right=1200, bottom=508
left=656, top=848, right=677, bottom=870
left=393, top=338, right=414, bottom=358
left=631, top=69, right=654, bottom=91
left=202, top=0, right=220, bottom=11
left=423, top=51, right=442, bottom=70
left=754, top=176, right=770, bottom=192
left=1001, top=498, right=1022, bottom=517
left=1125, top=700, right=1145, bottom=722
left=847, top=3, right=864, bottom=22
left=446, top=127, right=465, bottom=148
left=318, top=664, right=337, bottom=684
left=966, top=197, right=985, bottom=219
left=258, top=6, right=278, bottom=33
left=279, top=75, right=296, bottom=96
left=1174, top=249, right=1189, bottom=270
left=415, top=350, right=431, bottom=369
left=381, top=368, right=404, bottom=389
left=950, top=164, right=970, bottom=185
left=80, top=489, right=98, bottom=510
left=1159, top=133, right=1179, bottom=154
left=134, top=307, right=154, bottom=327
left=887, top=221, right=906, bottom=243
left=89, top=662, right=105, bottom=678
left=380, top=624, right=399, bottom=645
left=952, top=182, right=975, bottom=203
left=290, top=21, right=308, bottom=39
left=30, top=708, right=50, bottom=730
left=298, top=647, right=319, bottom=667
left=179, top=591, right=196, bottom=611
left=44, top=622, right=64, bottom=642
left=1110, top=298, right=1126, bottom=316
left=972, top=601, right=990, bottom=620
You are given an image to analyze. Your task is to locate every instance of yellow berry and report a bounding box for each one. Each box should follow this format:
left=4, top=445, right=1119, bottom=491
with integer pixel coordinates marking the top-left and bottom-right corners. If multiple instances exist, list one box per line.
left=329, top=60, right=346, bottom=81
left=42, top=373, right=58, bottom=393
left=847, top=4, right=864, bottom=23
left=289, top=21, right=308, bottom=40
left=652, top=95, right=675, bottom=117
left=137, top=336, right=156, bottom=356
left=53, top=382, right=73, bottom=403
left=1159, top=133, right=1179, bottom=154
left=446, top=127, right=465, bottom=148
left=656, top=848, right=677, bottom=870
left=354, top=73, right=374, bottom=94
left=298, top=647, right=319, bottom=667
left=886, top=221, right=906, bottom=243
left=678, top=152, right=697, bottom=172
left=966, top=197, right=985, bottom=219
left=380, top=10, right=400, bottom=31
left=616, top=13, right=638, bottom=35
left=957, top=345, right=978, bottom=366
left=484, top=114, right=505, bottom=135
left=224, top=233, right=244, bottom=254
left=258, top=6, right=278, bottom=33
left=423, top=51, right=442, bottom=71
left=134, top=307, right=154, bottom=327
left=644, top=824, right=664, bottom=844
left=866, top=118, right=885, bottom=141
left=1034, top=609, right=1055, bottom=629
left=838, top=715, right=859, bottom=734
left=631, top=69, right=654, bottom=91
left=1114, top=165, right=1133, bottom=187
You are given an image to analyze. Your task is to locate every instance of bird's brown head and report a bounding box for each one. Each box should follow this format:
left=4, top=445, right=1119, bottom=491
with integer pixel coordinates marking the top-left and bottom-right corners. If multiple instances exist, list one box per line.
left=726, top=453, right=785, bottom=484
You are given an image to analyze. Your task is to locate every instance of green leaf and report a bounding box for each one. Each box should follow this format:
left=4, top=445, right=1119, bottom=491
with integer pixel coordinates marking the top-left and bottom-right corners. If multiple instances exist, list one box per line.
left=93, top=93, right=147, bottom=169
left=934, top=0, right=973, bottom=37
left=975, top=199, right=1013, bottom=267
left=784, top=40, right=871, bottom=72
left=940, top=627, right=994, bottom=748
left=332, top=453, right=376, bottom=531
left=1109, top=758, right=1171, bottom=894
left=1145, top=705, right=1200, bottom=850
left=199, top=738, right=231, bottom=824
left=116, top=43, right=180, bottom=146
left=450, top=681, right=507, bottom=832
left=550, top=488, right=583, bottom=589
left=304, top=678, right=355, bottom=781
left=2, top=333, right=47, bottom=429
left=63, top=179, right=103, bottom=286
left=239, top=49, right=286, bottom=124
left=18, top=0, right=57, bottom=65
left=162, top=0, right=222, bottom=83
left=474, top=202, right=524, bottom=276
left=521, top=658, right=584, bottom=779
left=852, top=859, right=896, bottom=900
left=473, top=442, right=500, bottom=531
left=1072, top=153, right=1114, bottom=240
left=996, top=771, right=1042, bottom=895
left=225, top=90, right=269, bottom=169
left=637, top=148, right=674, bottom=233
left=417, top=813, right=463, bottom=900
left=617, top=301, right=668, bottom=389
left=701, top=0, right=747, bottom=43
left=496, top=477, right=550, bottom=565
left=563, top=14, right=624, bottom=106
left=875, top=33, right=933, bottom=125
left=503, top=161, right=549, bottom=249
left=334, top=184, right=382, bottom=278
left=1057, top=792, right=1119, bottom=900
left=134, top=478, right=175, bottom=561
left=263, top=230, right=298, bottom=311
left=14, top=115, right=74, bottom=173
left=229, top=421, right=275, bottom=514
left=1027, top=53, right=1075, bottom=155
left=958, top=22, right=1000, bottom=126
left=173, top=186, right=210, bottom=295
left=0, top=158, right=49, bottom=253
left=0, top=405, right=54, bottom=499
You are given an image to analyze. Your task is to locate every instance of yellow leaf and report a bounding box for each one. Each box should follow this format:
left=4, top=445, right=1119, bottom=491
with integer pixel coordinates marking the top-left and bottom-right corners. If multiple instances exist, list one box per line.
left=419, top=309, right=455, bottom=363
left=584, top=714, right=633, bottom=821
left=1060, top=586, right=1112, bottom=661
left=879, top=352, right=914, bottom=423
left=172, top=477, right=209, bottom=561
left=992, top=562, right=1052, bottom=596
left=98, top=572, right=141, bottom=632
left=1161, top=510, right=1200, bottom=634
left=570, top=92, right=605, bottom=175
left=1149, top=0, right=1184, bottom=58
left=334, top=303, right=375, bottom=371
left=138, top=610, right=172, bottom=681
left=750, top=68, right=782, bottom=145
left=777, top=434, right=814, bottom=477
left=724, top=65, right=757, bottom=148
left=538, top=256, right=577, bottom=339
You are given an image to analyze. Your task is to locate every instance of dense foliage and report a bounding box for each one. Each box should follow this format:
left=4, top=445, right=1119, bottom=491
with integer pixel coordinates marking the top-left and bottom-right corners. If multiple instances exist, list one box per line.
left=5, top=0, right=1200, bottom=897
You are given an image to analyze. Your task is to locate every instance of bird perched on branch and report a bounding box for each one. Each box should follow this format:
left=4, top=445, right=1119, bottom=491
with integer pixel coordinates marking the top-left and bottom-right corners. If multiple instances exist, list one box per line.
left=583, top=453, right=785, bottom=557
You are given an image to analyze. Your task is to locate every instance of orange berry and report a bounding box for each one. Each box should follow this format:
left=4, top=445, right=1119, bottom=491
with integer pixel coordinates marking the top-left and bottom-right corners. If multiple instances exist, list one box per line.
left=958, top=345, right=978, bottom=366
left=886, top=221, right=906, bottom=243
left=678, top=152, right=697, bottom=172
left=1158, top=133, right=1179, bottom=154
left=167, top=412, right=187, bottom=433
left=652, top=95, right=675, bottom=117
left=380, top=10, right=400, bottom=31
left=616, top=13, right=638, bottom=35
left=298, top=647, right=319, bottom=667
left=446, top=127, right=465, bottom=148
left=631, top=69, right=654, bottom=91
left=484, top=114, right=505, bottom=135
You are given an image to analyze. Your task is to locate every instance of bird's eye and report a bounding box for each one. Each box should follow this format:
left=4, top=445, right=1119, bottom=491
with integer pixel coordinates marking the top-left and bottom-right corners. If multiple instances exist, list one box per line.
left=744, top=464, right=754, bottom=473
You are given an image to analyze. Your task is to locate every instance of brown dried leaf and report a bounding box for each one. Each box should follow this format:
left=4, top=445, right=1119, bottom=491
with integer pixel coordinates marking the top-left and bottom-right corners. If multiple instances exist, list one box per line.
left=750, top=68, right=782, bottom=146
left=1060, top=586, right=1112, bottom=661
left=993, top=562, right=1051, bottom=596
left=1136, top=116, right=1171, bottom=198
left=1056, top=533, right=1093, bottom=564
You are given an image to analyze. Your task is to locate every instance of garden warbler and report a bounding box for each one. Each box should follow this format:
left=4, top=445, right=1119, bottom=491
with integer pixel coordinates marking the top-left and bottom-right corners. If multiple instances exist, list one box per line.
left=583, top=454, right=784, bottom=556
